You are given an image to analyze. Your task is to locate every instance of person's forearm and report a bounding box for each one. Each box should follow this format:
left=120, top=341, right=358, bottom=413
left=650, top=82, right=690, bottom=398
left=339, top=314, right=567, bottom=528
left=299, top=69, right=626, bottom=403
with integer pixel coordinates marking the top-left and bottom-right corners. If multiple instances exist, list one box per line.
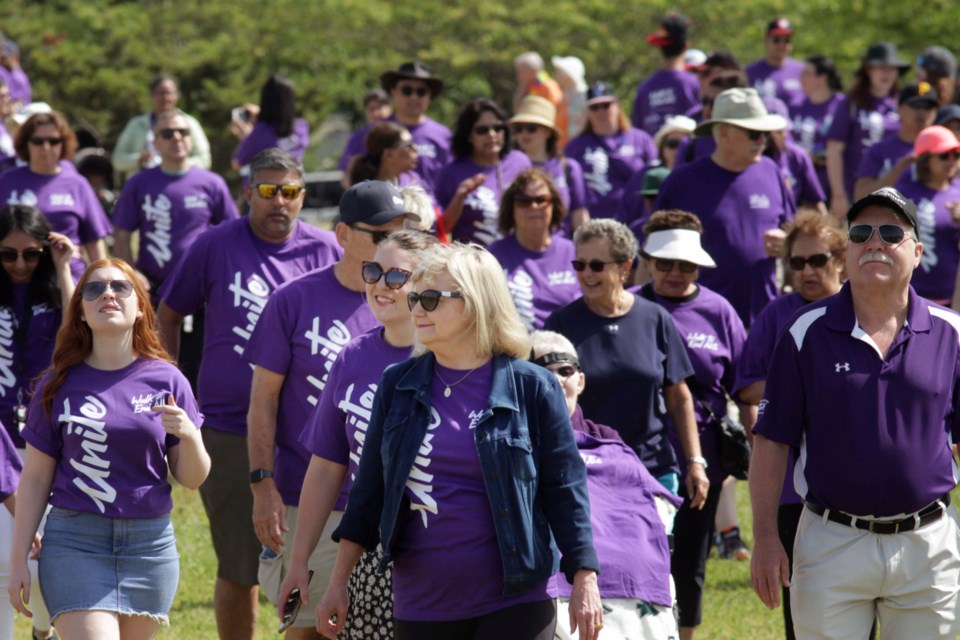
left=113, top=229, right=134, bottom=264
left=12, top=447, right=55, bottom=559
left=247, top=377, right=282, bottom=472
left=84, top=239, right=108, bottom=263
left=3, top=493, right=14, bottom=516
left=825, top=142, right=847, bottom=204
left=442, top=195, right=467, bottom=233
left=170, top=434, right=211, bottom=490
left=748, top=435, right=789, bottom=541
left=289, top=458, right=347, bottom=567
left=157, top=304, right=183, bottom=357
left=57, top=262, right=75, bottom=316
left=328, top=539, right=366, bottom=585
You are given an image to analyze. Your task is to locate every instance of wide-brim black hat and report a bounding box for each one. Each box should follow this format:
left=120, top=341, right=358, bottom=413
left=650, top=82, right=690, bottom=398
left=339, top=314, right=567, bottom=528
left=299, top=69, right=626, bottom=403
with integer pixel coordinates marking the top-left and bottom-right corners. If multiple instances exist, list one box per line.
left=862, top=42, right=910, bottom=74
left=380, top=62, right=444, bottom=97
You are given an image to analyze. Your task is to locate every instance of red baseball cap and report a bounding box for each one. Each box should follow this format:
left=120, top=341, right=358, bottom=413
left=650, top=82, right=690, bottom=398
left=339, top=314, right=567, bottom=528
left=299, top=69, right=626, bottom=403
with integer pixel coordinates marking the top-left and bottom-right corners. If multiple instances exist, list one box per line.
left=766, top=18, right=794, bottom=37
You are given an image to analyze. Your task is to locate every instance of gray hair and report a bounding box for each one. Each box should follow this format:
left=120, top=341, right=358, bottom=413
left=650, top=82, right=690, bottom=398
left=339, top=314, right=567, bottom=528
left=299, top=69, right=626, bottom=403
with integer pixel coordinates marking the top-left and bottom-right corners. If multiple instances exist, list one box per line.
left=515, top=51, right=544, bottom=71
left=153, top=109, right=188, bottom=130
left=573, top=218, right=639, bottom=263
left=400, top=185, right=437, bottom=231
left=250, top=148, right=304, bottom=184
left=529, top=330, right=578, bottom=360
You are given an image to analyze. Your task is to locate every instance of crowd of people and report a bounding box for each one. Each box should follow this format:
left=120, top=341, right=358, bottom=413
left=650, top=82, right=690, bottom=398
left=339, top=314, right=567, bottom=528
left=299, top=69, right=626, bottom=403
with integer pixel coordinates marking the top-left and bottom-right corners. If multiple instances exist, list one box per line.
left=0, top=12, right=959, bottom=640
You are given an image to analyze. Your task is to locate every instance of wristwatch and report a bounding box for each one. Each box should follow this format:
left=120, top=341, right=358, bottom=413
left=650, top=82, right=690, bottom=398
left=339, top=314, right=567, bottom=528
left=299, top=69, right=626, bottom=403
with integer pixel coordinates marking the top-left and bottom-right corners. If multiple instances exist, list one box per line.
left=687, top=456, right=708, bottom=469
left=249, top=468, right=274, bottom=483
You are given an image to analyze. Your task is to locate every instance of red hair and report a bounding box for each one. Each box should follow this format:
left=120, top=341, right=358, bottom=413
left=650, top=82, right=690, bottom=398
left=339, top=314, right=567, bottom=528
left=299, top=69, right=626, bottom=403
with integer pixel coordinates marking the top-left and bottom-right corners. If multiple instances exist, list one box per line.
left=40, top=259, right=173, bottom=416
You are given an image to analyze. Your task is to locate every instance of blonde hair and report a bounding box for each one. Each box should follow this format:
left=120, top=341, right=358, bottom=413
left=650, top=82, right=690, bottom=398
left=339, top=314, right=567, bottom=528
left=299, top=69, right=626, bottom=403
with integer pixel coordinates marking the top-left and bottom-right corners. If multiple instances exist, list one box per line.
left=412, top=243, right=531, bottom=359
left=400, top=184, right=437, bottom=231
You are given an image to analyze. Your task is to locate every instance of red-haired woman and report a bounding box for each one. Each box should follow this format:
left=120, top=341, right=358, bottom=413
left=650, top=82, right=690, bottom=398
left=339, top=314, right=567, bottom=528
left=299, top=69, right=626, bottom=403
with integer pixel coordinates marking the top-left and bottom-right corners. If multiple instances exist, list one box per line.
left=7, top=259, right=210, bottom=639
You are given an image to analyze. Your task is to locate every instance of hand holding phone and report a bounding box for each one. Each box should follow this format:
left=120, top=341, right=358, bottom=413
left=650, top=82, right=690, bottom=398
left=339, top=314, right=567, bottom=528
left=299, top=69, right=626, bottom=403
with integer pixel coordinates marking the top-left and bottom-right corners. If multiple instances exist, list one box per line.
left=278, top=569, right=314, bottom=633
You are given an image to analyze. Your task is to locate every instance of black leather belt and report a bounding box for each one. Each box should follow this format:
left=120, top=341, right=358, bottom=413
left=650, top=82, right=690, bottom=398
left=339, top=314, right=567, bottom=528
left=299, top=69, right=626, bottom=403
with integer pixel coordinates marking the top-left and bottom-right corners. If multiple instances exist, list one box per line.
left=805, top=493, right=951, bottom=535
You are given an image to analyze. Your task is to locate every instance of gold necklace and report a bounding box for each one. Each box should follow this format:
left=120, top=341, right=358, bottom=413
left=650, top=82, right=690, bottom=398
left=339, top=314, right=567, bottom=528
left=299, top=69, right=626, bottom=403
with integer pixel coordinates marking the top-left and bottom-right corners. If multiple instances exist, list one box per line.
left=435, top=366, right=480, bottom=398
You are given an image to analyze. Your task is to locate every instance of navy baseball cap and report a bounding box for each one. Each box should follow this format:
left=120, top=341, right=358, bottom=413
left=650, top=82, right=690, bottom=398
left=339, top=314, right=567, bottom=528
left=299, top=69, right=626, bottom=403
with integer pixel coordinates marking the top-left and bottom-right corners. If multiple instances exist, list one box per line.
left=847, top=187, right=919, bottom=237
left=338, top=181, right=419, bottom=226
left=899, top=83, right=939, bottom=109
left=936, top=104, right=960, bottom=126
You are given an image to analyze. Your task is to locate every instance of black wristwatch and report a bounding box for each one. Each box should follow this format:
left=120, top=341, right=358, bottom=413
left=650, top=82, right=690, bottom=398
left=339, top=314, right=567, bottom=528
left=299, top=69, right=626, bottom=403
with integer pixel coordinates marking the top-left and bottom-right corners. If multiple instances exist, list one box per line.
left=250, top=468, right=274, bottom=484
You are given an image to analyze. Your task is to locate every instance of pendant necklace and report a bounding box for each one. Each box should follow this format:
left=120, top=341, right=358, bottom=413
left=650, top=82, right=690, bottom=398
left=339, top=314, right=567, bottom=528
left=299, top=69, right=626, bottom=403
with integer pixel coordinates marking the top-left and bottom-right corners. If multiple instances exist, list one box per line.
left=435, top=366, right=480, bottom=398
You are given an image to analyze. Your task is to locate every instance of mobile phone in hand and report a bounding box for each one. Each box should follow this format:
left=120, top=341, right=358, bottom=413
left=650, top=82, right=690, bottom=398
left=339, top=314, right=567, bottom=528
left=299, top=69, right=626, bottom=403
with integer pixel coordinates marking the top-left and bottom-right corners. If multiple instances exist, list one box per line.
left=232, top=106, right=251, bottom=123
left=278, top=570, right=314, bottom=633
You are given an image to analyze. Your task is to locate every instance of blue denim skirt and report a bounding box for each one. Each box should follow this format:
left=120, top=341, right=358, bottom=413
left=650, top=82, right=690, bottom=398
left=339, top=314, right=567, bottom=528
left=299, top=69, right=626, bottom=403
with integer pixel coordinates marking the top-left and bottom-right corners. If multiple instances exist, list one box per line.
left=38, top=507, right=179, bottom=624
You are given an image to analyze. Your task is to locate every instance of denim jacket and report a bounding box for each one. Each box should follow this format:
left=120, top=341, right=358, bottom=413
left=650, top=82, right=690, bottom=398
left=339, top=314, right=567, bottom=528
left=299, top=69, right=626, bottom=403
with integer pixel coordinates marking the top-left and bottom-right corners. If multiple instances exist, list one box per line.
left=333, top=352, right=599, bottom=595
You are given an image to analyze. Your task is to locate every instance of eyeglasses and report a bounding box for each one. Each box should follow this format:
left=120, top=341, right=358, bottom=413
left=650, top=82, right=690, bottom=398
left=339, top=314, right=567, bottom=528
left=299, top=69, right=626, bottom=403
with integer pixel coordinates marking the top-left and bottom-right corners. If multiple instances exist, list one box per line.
left=848, top=224, right=911, bottom=245
left=394, top=139, right=416, bottom=150
left=938, top=151, right=960, bottom=161
left=0, top=247, right=43, bottom=264
left=771, top=37, right=792, bottom=45
left=28, top=137, right=62, bottom=147
left=398, top=85, right=429, bottom=98
left=571, top=259, right=620, bottom=272
left=407, top=289, right=464, bottom=312
left=158, top=128, right=190, bottom=140
left=511, top=123, right=540, bottom=135
left=361, top=261, right=412, bottom=289
left=473, top=123, right=506, bottom=136
left=662, top=138, right=683, bottom=150
left=588, top=102, right=612, bottom=112
left=653, top=259, right=698, bottom=273
left=550, top=365, right=579, bottom=378
left=788, top=253, right=832, bottom=270
left=254, top=183, right=304, bottom=200
left=514, top=194, right=551, bottom=208
left=80, top=280, right=134, bottom=301
left=736, top=127, right=767, bottom=141
left=350, top=225, right=391, bottom=244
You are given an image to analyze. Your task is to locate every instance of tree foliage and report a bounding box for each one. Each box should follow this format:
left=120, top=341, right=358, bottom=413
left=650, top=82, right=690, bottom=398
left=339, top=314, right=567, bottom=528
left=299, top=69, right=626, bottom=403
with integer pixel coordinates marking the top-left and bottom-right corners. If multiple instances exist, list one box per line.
left=2, top=0, right=957, bottom=172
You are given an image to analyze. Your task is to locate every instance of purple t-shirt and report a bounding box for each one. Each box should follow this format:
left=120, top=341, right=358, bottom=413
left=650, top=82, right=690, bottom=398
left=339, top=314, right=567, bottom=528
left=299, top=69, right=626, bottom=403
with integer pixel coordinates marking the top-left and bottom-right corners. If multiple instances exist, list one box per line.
left=755, top=284, right=960, bottom=517
left=555, top=430, right=675, bottom=605
left=673, top=136, right=716, bottom=168
left=235, top=119, right=310, bottom=181
left=159, top=218, right=341, bottom=435
left=0, top=423, right=21, bottom=502
left=826, top=94, right=900, bottom=199
left=4, top=68, right=31, bottom=105
left=242, top=265, right=378, bottom=505
left=0, top=166, right=112, bottom=279
left=392, top=360, right=555, bottom=620
left=300, top=327, right=411, bottom=510
left=640, top=284, right=747, bottom=485
left=435, top=150, right=531, bottom=245
left=22, top=358, right=202, bottom=518
left=339, top=115, right=452, bottom=193
left=653, top=157, right=796, bottom=327
left=855, top=133, right=912, bottom=183
left=0, top=284, right=61, bottom=448
left=487, top=234, right=580, bottom=330
left=792, top=94, right=845, bottom=201
left=112, top=166, right=239, bottom=284
left=630, top=69, right=701, bottom=135
left=747, top=58, right=806, bottom=113
left=896, top=177, right=960, bottom=301
left=564, top=129, right=657, bottom=221
left=773, top=140, right=826, bottom=207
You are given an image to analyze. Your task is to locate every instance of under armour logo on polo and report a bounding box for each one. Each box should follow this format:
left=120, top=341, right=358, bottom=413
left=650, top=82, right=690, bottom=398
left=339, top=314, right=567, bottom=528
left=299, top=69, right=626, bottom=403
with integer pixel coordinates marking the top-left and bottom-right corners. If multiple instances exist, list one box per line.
left=606, top=324, right=619, bottom=333
left=835, top=362, right=850, bottom=372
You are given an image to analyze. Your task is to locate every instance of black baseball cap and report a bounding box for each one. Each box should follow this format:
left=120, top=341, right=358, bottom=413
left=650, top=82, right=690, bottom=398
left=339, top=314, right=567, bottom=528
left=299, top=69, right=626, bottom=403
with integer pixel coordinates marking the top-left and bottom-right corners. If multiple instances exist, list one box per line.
left=847, top=187, right=919, bottom=237
left=899, top=83, right=939, bottom=109
left=936, top=104, right=960, bottom=126
left=338, top=181, right=420, bottom=226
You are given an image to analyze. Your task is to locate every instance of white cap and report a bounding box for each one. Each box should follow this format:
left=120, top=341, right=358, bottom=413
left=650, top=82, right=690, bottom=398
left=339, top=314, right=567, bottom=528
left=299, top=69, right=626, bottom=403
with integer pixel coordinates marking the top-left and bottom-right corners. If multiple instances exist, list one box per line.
left=684, top=49, right=708, bottom=69
left=643, top=228, right=716, bottom=268
left=551, top=56, right=587, bottom=91
left=10, top=102, right=53, bottom=126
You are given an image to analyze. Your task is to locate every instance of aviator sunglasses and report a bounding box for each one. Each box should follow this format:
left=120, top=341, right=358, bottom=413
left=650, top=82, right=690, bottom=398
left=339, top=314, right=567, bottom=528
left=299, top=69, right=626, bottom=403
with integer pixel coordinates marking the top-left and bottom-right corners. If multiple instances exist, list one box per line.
left=0, top=247, right=43, bottom=264
left=254, top=183, right=304, bottom=200
left=361, top=261, right=412, bottom=289
left=81, top=280, right=134, bottom=302
left=407, top=289, right=464, bottom=312
left=571, top=259, right=620, bottom=272
left=847, top=224, right=910, bottom=245
left=788, top=253, right=832, bottom=270
left=158, top=128, right=190, bottom=139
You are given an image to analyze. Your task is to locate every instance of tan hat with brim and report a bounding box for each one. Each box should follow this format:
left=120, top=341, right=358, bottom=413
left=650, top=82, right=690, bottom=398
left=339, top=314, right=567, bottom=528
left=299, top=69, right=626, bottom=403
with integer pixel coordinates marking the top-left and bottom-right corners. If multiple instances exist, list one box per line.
left=693, top=88, right=788, bottom=137
left=508, top=95, right=561, bottom=136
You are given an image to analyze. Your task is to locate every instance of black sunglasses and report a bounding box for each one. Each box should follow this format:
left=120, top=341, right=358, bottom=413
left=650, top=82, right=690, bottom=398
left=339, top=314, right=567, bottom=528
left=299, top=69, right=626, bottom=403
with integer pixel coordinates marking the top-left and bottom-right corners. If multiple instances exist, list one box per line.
left=662, top=138, right=683, bottom=150
left=158, top=128, right=190, bottom=140
left=736, top=127, right=767, bottom=141
left=350, top=225, right=391, bottom=244
left=571, top=259, right=620, bottom=272
left=788, top=253, right=832, bottom=270
left=514, top=194, right=551, bottom=208
left=473, top=123, right=506, bottom=136
left=653, top=259, right=698, bottom=274
left=848, top=224, right=911, bottom=245
left=361, top=261, right=412, bottom=289
left=938, top=151, right=960, bottom=161
left=551, top=364, right=579, bottom=378
left=81, top=280, right=134, bottom=302
left=407, top=289, right=464, bottom=312
left=399, top=85, right=429, bottom=97
left=771, top=37, right=792, bottom=44
left=511, top=123, right=540, bottom=135
left=28, top=136, right=62, bottom=147
left=588, top=102, right=613, bottom=112
left=0, top=247, right=43, bottom=264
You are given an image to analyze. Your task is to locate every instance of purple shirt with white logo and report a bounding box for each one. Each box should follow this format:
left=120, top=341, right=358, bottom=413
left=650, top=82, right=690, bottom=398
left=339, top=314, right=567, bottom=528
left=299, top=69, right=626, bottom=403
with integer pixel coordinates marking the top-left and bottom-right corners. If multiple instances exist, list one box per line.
left=896, top=177, right=960, bottom=302
left=747, top=58, right=806, bottom=113
left=653, top=157, right=796, bottom=327
left=0, top=424, right=21, bottom=502
left=243, top=265, right=378, bottom=505
left=112, top=166, right=239, bottom=284
left=564, top=129, right=657, bottom=221
left=556, top=429, right=677, bottom=605
left=22, top=358, right=202, bottom=518
left=792, top=94, right=845, bottom=201
left=436, top=150, right=531, bottom=245
left=827, top=94, right=900, bottom=199
left=487, top=234, right=580, bottom=330
left=301, top=327, right=411, bottom=510
left=339, top=116, right=453, bottom=193
left=630, top=69, right=701, bottom=135
left=0, top=166, right=112, bottom=279
left=855, top=133, right=913, bottom=183
left=159, top=218, right=341, bottom=435
left=755, top=284, right=960, bottom=517
left=392, top=361, right=555, bottom=620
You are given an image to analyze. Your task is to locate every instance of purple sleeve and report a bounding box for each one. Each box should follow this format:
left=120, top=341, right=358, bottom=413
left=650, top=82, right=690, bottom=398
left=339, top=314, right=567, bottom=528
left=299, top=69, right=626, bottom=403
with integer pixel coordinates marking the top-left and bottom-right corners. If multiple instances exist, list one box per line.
left=234, top=124, right=272, bottom=167
left=212, top=176, right=240, bottom=223
left=111, top=177, right=140, bottom=232
left=21, top=376, right=61, bottom=458
left=855, top=144, right=883, bottom=180
left=434, top=164, right=457, bottom=208
left=752, top=332, right=804, bottom=447
left=76, top=179, right=112, bottom=243
left=300, top=358, right=350, bottom=464
left=242, top=285, right=294, bottom=375
left=826, top=97, right=851, bottom=144
left=338, top=127, right=369, bottom=172
left=733, top=314, right=776, bottom=397
left=565, top=157, right=587, bottom=212
left=159, top=235, right=209, bottom=315
left=796, top=151, right=826, bottom=205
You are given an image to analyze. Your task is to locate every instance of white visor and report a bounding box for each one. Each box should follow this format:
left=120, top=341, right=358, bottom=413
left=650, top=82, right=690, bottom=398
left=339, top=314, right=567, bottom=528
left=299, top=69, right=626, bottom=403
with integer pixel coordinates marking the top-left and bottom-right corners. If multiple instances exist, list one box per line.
left=643, top=228, right=716, bottom=268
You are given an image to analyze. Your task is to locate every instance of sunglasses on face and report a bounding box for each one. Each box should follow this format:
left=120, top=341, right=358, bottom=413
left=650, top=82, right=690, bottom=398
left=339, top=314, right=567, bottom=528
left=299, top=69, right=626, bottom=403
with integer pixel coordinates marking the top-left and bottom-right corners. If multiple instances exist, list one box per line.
left=588, top=102, right=613, bottom=112
left=571, top=259, right=620, bottom=272
left=81, top=280, right=134, bottom=302
left=361, top=261, right=412, bottom=289
left=158, top=128, right=190, bottom=140
left=512, top=123, right=540, bottom=135
left=938, top=151, right=960, bottom=161
left=473, top=123, right=506, bottom=136
left=514, top=194, right=551, bottom=208
left=550, top=364, right=579, bottom=378
left=662, top=138, right=683, bottom=150
left=788, top=253, right=832, bottom=270
left=398, top=85, right=429, bottom=97
left=0, top=247, right=43, bottom=264
left=738, top=128, right=767, bottom=141
left=28, top=136, right=62, bottom=147
left=771, top=37, right=792, bottom=45
left=350, top=225, right=391, bottom=244
left=653, top=259, right=698, bottom=273
left=254, top=183, right=304, bottom=200
left=847, top=224, right=910, bottom=245
left=407, top=289, right=464, bottom=312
